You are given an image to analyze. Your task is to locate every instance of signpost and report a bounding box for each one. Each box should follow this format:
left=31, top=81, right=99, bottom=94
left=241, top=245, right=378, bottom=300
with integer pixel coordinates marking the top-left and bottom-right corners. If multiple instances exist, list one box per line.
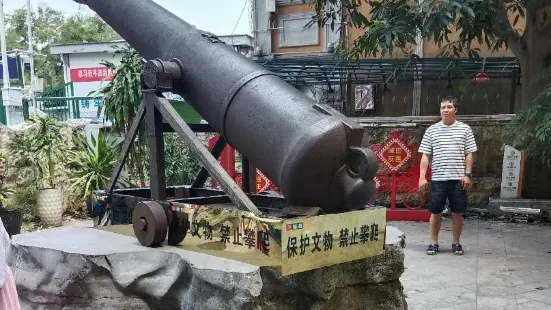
left=0, top=0, right=9, bottom=89
left=370, top=131, right=432, bottom=221
left=500, top=145, right=525, bottom=199
left=69, top=67, right=115, bottom=83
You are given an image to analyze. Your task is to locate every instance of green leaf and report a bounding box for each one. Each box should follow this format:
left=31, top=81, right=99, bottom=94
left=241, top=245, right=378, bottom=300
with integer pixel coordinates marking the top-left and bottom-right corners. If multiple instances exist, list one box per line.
left=513, top=14, right=520, bottom=27
left=464, top=7, right=475, bottom=19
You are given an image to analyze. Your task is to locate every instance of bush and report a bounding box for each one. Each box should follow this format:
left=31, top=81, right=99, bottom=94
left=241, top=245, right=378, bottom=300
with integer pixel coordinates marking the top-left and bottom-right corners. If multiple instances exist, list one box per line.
left=505, top=86, right=551, bottom=167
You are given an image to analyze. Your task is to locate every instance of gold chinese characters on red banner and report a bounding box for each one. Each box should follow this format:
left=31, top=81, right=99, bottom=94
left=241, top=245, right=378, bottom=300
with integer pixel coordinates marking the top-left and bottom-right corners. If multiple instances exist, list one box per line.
left=378, top=134, right=412, bottom=172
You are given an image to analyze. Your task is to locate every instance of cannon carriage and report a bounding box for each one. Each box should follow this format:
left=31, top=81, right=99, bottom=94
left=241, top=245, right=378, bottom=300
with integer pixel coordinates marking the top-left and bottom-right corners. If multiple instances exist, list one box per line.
left=80, top=0, right=384, bottom=274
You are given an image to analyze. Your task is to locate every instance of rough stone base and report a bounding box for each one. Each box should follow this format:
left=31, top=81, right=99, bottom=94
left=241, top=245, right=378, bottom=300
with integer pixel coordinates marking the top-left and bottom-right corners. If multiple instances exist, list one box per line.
left=9, top=226, right=407, bottom=310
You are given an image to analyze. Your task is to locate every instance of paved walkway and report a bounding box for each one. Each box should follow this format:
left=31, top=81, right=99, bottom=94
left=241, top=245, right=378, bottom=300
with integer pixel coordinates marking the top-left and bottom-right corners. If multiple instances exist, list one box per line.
left=394, top=220, right=551, bottom=310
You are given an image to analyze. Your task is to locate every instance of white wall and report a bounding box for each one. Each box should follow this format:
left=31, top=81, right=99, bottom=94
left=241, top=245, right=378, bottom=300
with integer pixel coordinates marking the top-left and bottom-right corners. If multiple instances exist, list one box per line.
left=64, top=52, right=123, bottom=120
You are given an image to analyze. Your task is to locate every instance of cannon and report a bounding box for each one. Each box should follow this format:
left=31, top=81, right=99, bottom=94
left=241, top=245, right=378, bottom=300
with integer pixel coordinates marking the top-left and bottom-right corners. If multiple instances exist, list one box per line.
left=79, top=0, right=380, bottom=249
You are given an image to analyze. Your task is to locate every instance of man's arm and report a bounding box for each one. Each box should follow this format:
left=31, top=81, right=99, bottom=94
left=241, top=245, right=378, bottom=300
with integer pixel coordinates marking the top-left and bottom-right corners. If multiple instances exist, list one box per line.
left=418, top=129, right=432, bottom=189
left=465, top=153, right=474, bottom=175
left=462, top=126, right=477, bottom=189
left=420, top=153, right=431, bottom=180
left=464, top=126, right=477, bottom=175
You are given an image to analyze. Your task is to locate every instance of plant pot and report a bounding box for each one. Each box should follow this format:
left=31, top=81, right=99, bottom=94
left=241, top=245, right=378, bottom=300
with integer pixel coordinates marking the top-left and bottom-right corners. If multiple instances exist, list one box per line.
left=0, top=208, right=23, bottom=237
left=37, top=188, right=64, bottom=227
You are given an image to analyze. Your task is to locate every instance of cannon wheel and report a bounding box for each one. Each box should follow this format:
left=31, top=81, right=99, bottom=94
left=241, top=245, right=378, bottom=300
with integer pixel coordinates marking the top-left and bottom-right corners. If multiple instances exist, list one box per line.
left=86, top=195, right=93, bottom=218
left=167, top=214, right=189, bottom=246
left=132, top=201, right=168, bottom=247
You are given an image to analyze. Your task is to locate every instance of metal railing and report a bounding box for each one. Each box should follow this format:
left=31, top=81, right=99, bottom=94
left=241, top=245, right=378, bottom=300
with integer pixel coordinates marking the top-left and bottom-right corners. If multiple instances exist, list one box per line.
left=23, top=96, right=102, bottom=121
left=41, top=81, right=74, bottom=98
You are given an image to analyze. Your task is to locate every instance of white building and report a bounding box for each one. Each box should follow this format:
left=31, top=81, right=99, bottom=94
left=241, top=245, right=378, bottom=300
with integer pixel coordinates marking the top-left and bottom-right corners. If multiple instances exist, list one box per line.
left=49, top=34, right=254, bottom=120
left=49, top=40, right=127, bottom=120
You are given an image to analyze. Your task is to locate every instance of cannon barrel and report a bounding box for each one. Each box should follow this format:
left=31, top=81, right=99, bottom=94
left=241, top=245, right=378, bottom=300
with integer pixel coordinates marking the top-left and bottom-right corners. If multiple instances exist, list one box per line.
left=76, top=0, right=378, bottom=211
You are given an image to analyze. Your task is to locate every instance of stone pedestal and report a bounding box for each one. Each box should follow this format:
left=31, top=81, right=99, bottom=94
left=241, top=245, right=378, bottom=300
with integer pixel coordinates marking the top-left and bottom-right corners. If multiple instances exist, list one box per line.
left=9, top=225, right=407, bottom=310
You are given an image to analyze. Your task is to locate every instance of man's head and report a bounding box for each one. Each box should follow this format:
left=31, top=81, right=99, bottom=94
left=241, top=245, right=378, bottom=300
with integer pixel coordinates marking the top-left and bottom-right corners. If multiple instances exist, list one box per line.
left=440, top=95, right=458, bottom=124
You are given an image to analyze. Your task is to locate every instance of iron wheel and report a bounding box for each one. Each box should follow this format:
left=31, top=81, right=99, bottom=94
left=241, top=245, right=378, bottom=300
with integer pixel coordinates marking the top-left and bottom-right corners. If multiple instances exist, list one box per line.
left=132, top=201, right=168, bottom=247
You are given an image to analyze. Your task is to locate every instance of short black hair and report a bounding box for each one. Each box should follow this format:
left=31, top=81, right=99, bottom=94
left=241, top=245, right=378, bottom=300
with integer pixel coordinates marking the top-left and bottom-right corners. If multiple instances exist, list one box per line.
left=440, top=95, right=459, bottom=109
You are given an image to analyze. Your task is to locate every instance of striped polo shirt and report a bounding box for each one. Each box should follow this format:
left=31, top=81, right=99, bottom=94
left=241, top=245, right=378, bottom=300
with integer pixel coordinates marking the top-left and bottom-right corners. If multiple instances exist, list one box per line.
left=418, top=121, right=477, bottom=181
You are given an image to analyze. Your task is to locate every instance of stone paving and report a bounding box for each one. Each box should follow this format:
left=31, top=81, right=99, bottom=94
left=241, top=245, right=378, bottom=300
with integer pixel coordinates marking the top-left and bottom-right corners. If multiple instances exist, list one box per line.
left=393, top=220, right=551, bottom=310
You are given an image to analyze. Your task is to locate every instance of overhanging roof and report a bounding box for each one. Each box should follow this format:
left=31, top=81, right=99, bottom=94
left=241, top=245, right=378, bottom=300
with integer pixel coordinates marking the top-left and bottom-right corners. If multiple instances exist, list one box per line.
left=255, top=55, right=520, bottom=86
left=49, top=40, right=128, bottom=55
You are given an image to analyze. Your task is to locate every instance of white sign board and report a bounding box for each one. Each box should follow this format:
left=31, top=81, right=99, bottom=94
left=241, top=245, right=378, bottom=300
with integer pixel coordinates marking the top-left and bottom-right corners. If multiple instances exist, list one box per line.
left=500, top=145, right=524, bottom=199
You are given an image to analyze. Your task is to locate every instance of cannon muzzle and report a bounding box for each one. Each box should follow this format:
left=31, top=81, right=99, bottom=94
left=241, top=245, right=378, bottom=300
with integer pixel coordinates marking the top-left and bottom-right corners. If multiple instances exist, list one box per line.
left=77, top=0, right=378, bottom=212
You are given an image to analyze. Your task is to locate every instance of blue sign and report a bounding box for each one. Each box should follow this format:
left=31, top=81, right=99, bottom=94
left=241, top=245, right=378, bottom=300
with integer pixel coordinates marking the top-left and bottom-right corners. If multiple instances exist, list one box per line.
left=0, top=56, right=20, bottom=80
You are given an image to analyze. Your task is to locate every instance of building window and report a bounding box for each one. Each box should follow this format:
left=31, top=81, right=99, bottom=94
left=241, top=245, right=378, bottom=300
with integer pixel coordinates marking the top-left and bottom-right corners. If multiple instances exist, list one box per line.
left=278, top=13, right=319, bottom=47
left=276, top=0, right=315, bottom=5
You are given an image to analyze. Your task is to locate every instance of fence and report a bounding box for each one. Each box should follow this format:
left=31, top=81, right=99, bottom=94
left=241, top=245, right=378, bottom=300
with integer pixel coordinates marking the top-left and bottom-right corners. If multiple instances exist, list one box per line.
left=22, top=97, right=203, bottom=125
left=258, top=56, right=521, bottom=117
left=23, top=96, right=102, bottom=121
left=41, top=81, right=74, bottom=98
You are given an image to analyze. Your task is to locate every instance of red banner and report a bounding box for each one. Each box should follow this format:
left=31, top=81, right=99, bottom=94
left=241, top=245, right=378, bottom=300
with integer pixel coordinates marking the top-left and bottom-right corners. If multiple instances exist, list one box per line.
left=70, top=67, right=115, bottom=82
left=208, top=134, right=236, bottom=187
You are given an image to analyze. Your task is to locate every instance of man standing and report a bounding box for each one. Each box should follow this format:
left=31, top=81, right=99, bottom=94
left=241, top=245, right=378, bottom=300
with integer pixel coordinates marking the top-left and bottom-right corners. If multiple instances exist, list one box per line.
left=418, top=96, right=477, bottom=255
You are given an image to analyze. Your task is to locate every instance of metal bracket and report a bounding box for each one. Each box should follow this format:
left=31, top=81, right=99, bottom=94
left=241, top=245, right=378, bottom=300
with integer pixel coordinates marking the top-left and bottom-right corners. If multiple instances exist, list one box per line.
left=106, top=103, right=146, bottom=193
left=151, top=93, right=262, bottom=215
left=191, top=135, right=227, bottom=188
left=145, top=91, right=167, bottom=201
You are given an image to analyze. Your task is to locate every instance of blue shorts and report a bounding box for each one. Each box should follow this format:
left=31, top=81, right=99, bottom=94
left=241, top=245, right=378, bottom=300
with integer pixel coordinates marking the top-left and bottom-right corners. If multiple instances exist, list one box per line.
left=429, top=180, right=467, bottom=214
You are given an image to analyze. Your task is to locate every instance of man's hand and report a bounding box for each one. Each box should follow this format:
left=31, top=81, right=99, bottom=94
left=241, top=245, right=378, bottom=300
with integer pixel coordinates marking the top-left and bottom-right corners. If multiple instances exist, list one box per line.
left=462, top=176, right=472, bottom=190
left=419, top=177, right=429, bottom=191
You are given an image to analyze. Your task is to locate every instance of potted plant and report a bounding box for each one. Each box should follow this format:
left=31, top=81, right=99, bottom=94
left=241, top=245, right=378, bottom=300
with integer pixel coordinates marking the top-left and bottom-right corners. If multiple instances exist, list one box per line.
left=0, top=152, right=20, bottom=236
left=25, top=115, right=66, bottom=227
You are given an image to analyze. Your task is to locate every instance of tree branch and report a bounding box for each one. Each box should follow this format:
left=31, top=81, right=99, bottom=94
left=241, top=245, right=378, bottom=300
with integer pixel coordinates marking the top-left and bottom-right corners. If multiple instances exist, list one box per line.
left=526, top=0, right=551, bottom=12
left=492, top=0, right=522, bottom=55
left=528, top=1, right=551, bottom=34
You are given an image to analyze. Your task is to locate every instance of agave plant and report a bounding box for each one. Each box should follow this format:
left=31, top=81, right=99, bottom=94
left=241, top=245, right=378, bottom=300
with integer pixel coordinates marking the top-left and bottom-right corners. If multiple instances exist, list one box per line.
left=67, top=131, right=127, bottom=200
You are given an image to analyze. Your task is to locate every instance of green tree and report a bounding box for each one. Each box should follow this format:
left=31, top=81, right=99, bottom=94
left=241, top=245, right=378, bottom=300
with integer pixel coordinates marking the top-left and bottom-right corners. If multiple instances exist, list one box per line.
left=313, top=0, right=551, bottom=165
left=92, top=46, right=147, bottom=187
left=313, top=0, right=549, bottom=108
left=93, top=47, right=202, bottom=188
left=6, top=4, right=120, bottom=88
